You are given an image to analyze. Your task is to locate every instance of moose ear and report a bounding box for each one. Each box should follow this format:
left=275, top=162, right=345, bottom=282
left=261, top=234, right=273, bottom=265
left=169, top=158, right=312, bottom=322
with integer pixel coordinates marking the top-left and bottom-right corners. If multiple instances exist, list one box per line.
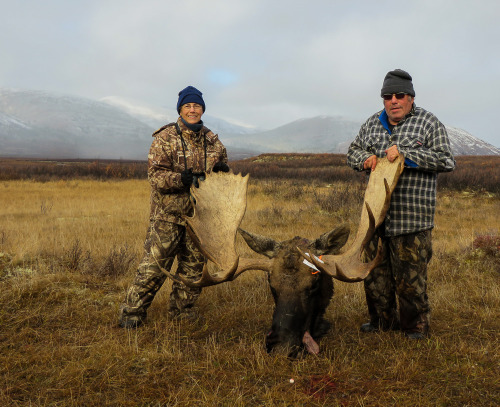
left=310, top=225, right=350, bottom=255
left=238, top=228, right=279, bottom=259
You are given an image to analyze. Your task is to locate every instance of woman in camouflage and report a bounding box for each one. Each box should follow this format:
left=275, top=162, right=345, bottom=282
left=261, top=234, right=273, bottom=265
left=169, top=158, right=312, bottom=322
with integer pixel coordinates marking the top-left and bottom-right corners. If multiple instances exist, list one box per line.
left=119, top=86, right=229, bottom=328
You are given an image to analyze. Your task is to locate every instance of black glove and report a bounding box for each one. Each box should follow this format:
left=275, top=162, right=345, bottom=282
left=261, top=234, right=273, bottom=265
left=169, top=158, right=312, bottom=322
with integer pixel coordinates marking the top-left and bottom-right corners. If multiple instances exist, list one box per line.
left=181, top=168, right=194, bottom=187
left=212, top=161, right=230, bottom=173
left=192, top=172, right=206, bottom=188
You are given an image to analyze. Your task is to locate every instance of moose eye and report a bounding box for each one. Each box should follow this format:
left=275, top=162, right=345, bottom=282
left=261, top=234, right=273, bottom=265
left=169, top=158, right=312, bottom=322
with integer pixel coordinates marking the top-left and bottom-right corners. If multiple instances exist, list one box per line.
left=308, top=276, right=321, bottom=294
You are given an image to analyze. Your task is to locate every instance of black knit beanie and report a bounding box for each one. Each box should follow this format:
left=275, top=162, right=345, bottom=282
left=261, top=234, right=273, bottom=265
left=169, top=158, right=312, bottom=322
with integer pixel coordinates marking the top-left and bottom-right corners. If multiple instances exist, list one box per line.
left=380, top=69, right=415, bottom=97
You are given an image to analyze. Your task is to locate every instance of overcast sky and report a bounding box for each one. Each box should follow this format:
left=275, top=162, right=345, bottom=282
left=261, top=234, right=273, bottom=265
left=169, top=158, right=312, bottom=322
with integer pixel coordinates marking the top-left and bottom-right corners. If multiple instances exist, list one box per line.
left=1, top=0, right=499, bottom=146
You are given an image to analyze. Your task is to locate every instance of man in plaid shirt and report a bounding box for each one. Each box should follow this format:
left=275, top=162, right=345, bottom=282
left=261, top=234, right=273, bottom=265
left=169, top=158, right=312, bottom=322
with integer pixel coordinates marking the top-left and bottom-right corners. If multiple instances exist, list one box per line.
left=347, top=69, right=455, bottom=339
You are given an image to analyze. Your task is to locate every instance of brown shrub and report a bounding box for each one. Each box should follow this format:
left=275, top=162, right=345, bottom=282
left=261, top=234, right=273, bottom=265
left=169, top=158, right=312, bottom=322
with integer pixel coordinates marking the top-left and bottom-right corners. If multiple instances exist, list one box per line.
left=472, top=234, right=500, bottom=259
left=95, top=245, right=138, bottom=278
left=2, top=155, right=499, bottom=193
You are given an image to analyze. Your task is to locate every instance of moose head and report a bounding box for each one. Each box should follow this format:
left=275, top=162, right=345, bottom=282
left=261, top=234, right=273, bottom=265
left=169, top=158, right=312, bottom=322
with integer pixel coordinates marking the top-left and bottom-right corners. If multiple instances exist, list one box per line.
left=155, top=156, right=404, bottom=358
left=237, top=226, right=349, bottom=356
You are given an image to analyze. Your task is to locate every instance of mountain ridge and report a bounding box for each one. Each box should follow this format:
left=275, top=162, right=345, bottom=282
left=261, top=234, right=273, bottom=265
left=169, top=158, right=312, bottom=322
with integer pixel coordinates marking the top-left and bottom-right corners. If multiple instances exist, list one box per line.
left=1, top=88, right=498, bottom=160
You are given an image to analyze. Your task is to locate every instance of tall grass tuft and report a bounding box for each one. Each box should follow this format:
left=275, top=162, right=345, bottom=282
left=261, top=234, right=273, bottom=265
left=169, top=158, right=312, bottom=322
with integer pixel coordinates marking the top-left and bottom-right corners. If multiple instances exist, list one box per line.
left=96, top=245, right=138, bottom=278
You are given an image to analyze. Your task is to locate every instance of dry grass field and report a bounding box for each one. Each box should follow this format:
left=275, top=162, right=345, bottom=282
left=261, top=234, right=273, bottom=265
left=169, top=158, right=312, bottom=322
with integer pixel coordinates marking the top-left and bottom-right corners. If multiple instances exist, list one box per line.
left=0, top=155, right=498, bottom=406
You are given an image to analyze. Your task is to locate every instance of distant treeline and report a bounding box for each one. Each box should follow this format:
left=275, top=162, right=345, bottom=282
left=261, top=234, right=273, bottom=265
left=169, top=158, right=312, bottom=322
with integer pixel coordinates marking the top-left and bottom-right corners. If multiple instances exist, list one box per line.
left=0, top=159, right=147, bottom=181
left=232, top=154, right=500, bottom=194
left=0, top=154, right=498, bottom=193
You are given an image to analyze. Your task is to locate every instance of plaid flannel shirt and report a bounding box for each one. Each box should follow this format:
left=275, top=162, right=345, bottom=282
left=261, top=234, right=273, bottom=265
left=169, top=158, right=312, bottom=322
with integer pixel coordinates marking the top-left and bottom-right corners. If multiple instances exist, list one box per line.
left=347, top=105, right=455, bottom=237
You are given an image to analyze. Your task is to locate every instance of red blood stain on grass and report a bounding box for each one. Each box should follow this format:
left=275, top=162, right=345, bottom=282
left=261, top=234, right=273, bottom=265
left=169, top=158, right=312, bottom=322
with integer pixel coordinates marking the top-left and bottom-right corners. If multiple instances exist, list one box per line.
left=305, top=374, right=338, bottom=400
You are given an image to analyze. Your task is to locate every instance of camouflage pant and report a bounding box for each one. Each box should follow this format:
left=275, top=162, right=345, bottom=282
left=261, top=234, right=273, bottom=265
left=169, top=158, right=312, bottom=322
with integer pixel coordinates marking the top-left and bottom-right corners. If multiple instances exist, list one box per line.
left=362, top=228, right=433, bottom=334
left=119, top=220, right=205, bottom=322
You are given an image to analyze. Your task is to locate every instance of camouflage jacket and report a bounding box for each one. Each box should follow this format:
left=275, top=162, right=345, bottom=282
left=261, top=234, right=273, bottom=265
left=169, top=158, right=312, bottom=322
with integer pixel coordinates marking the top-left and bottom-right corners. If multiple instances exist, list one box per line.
left=148, top=117, right=228, bottom=225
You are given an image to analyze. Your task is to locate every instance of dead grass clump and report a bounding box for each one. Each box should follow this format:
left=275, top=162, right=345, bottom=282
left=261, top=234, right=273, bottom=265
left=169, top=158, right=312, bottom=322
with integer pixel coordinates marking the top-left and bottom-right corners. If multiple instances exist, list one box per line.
left=312, top=184, right=364, bottom=213
left=95, top=245, right=138, bottom=278
left=461, top=234, right=500, bottom=276
left=282, top=183, right=306, bottom=200
left=61, top=239, right=91, bottom=271
left=259, top=179, right=283, bottom=196
left=45, top=241, right=138, bottom=278
left=0, top=252, right=13, bottom=271
left=255, top=206, right=285, bottom=225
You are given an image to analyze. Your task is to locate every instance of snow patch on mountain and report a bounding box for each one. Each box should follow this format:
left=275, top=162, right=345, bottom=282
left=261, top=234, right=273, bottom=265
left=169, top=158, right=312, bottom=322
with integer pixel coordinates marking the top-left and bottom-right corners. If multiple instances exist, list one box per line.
left=445, top=126, right=500, bottom=155
left=0, top=111, right=31, bottom=129
left=101, top=95, right=260, bottom=135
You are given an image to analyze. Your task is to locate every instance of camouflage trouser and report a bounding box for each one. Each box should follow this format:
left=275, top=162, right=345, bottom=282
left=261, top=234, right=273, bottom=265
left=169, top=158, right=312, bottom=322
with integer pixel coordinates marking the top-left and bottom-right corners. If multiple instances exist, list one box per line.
left=119, top=219, right=205, bottom=322
left=362, top=228, right=433, bottom=334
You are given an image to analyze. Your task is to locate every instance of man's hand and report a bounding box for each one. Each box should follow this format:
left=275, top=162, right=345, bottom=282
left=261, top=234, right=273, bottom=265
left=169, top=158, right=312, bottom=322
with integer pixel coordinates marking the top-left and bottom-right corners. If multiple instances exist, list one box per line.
left=363, top=155, right=377, bottom=171
left=385, top=145, right=400, bottom=162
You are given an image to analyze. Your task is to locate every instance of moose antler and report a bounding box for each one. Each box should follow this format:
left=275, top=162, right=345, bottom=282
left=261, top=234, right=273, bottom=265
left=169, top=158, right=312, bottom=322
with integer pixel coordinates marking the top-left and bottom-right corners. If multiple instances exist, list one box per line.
left=298, top=156, right=404, bottom=282
left=155, top=171, right=272, bottom=287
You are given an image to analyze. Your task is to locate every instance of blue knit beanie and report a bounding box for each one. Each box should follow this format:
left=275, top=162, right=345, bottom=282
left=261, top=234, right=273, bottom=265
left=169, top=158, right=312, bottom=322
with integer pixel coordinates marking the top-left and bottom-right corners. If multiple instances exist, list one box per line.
left=177, top=86, right=205, bottom=114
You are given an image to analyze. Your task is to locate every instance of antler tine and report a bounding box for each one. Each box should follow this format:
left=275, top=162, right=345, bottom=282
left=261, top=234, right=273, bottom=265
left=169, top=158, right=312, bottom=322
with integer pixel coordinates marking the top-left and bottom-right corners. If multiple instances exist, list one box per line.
left=155, top=254, right=272, bottom=288
left=360, top=200, right=376, bottom=248
left=154, top=253, right=241, bottom=287
left=332, top=238, right=384, bottom=282
left=379, top=177, right=391, bottom=226
left=310, top=239, right=384, bottom=282
left=185, top=223, right=218, bottom=265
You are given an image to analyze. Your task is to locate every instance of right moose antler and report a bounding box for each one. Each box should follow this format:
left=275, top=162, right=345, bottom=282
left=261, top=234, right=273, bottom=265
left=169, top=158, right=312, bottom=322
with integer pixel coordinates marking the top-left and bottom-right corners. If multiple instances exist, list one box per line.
left=298, top=156, right=404, bottom=282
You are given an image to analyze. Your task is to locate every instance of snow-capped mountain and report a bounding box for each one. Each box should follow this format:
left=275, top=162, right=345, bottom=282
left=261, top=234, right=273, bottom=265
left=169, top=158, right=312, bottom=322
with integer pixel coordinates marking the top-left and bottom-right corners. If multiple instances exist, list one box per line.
left=222, top=115, right=362, bottom=154
left=99, top=96, right=177, bottom=129
left=445, top=126, right=499, bottom=155
left=226, top=115, right=500, bottom=157
left=0, top=88, right=154, bottom=159
left=0, top=88, right=498, bottom=160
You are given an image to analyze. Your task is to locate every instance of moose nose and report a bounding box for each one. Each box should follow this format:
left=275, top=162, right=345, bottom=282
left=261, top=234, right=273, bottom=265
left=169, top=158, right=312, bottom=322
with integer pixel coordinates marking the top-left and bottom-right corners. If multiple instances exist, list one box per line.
left=265, top=328, right=295, bottom=351
left=265, top=327, right=303, bottom=356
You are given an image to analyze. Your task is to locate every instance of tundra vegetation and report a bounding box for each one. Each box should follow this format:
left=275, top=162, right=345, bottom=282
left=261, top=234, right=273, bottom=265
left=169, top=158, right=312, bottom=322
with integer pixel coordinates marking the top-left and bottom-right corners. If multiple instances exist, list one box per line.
left=0, top=154, right=498, bottom=406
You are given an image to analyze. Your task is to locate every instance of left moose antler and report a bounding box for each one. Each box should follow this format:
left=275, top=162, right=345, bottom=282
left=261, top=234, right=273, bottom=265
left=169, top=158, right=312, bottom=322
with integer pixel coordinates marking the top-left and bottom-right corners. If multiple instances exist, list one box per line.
left=155, top=171, right=272, bottom=287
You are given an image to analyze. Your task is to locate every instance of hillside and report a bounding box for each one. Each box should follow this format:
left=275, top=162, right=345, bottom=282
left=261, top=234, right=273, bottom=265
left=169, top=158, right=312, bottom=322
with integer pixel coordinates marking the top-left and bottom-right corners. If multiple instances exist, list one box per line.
left=1, top=89, right=498, bottom=159
left=224, top=116, right=500, bottom=156
left=0, top=89, right=154, bottom=159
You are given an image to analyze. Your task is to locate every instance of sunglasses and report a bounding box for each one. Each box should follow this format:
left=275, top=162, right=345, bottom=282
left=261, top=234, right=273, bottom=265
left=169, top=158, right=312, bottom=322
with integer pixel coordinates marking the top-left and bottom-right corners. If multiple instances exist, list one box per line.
left=383, top=93, right=407, bottom=101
